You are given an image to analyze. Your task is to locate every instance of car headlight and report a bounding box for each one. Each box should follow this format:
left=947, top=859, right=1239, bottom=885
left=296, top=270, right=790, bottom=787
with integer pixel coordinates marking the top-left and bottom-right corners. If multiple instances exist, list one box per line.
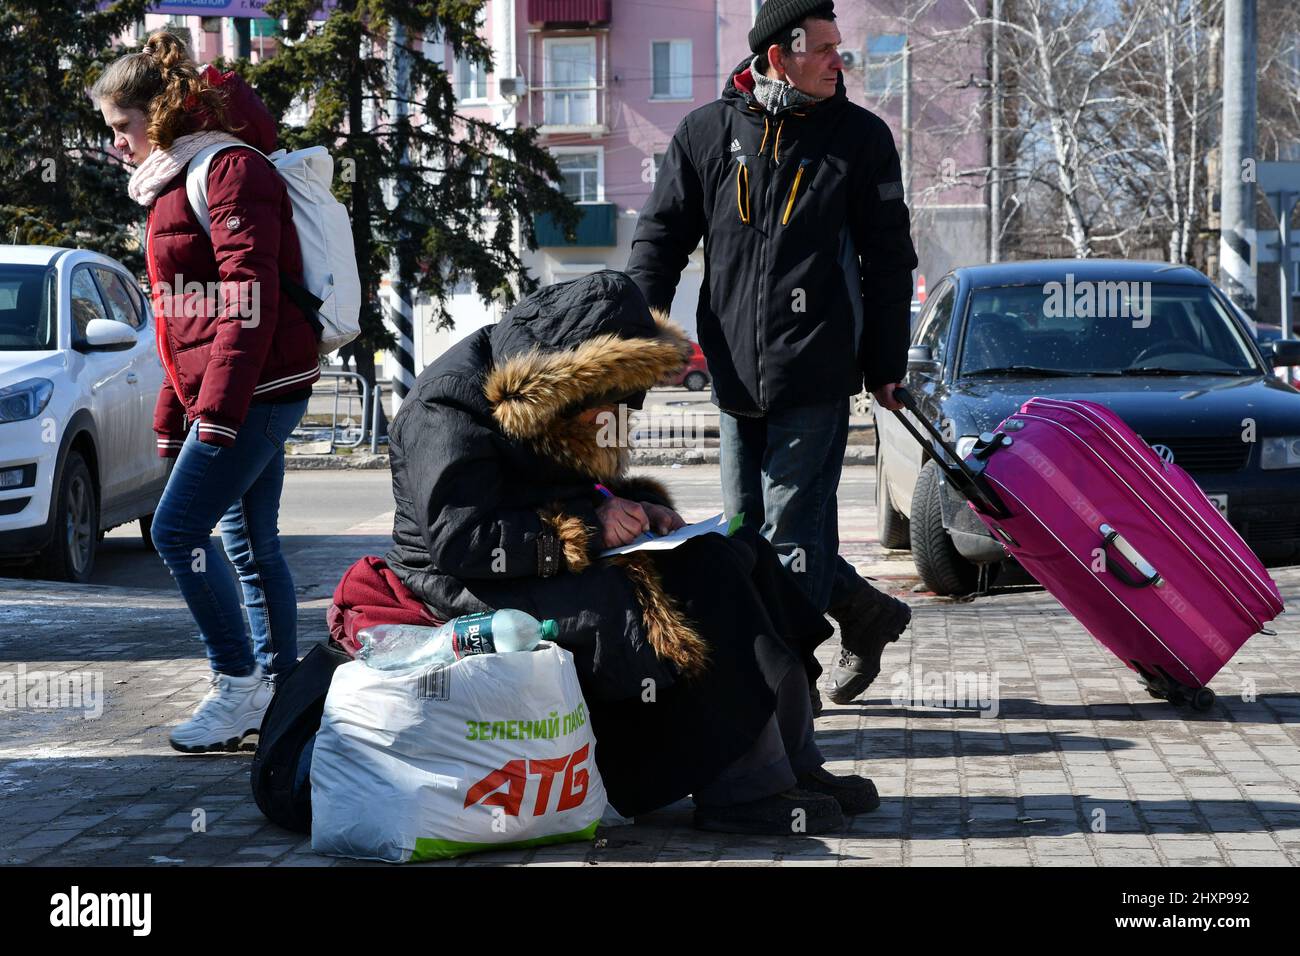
left=1260, top=435, right=1300, bottom=470
left=955, top=435, right=978, bottom=459
left=0, top=378, right=54, bottom=424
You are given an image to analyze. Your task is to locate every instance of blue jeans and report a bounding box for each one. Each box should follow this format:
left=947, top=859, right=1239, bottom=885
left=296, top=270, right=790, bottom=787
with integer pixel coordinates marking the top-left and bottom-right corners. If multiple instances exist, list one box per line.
left=151, top=399, right=308, bottom=682
left=719, top=398, right=861, bottom=615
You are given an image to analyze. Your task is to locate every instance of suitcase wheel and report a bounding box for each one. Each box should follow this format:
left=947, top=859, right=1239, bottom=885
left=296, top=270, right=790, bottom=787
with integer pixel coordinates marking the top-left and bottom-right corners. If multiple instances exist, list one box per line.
left=1137, top=670, right=1215, bottom=712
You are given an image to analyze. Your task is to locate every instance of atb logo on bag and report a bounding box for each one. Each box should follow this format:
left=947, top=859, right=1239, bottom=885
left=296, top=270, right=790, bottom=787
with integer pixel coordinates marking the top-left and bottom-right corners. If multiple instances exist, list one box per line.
left=464, top=743, right=592, bottom=816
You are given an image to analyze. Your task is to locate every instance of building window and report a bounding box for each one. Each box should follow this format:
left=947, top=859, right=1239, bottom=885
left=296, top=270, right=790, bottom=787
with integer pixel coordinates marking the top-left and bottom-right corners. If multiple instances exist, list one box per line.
left=553, top=151, right=601, bottom=203
left=456, top=55, right=489, bottom=101
left=865, top=34, right=906, bottom=96
left=544, top=37, right=597, bottom=126
left=651, top=40, right=692, bottom=99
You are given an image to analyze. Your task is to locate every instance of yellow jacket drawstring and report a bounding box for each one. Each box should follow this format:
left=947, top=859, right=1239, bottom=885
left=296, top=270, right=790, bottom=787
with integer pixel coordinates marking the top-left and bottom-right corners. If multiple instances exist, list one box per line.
left=773, top=119, right=785, bottom=164
left=735, top=160, right=751, bottom=223
left=758, top=116, right=770, bottom=156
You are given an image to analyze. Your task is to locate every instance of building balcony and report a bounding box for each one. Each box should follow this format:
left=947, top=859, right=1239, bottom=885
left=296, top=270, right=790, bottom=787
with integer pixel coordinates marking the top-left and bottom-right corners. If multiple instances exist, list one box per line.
left=534, top=202, right=617, bottom=247
left=527, top=0, right=611, bottom=27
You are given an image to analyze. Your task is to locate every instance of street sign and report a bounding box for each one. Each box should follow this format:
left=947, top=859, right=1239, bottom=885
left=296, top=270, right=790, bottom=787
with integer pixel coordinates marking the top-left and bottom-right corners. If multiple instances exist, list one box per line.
left=1255, top=162, right=1300, bottom=337
left=1254, top=238, right=1300, bottom=264
left=1256, top=161, right=1300, bottom=196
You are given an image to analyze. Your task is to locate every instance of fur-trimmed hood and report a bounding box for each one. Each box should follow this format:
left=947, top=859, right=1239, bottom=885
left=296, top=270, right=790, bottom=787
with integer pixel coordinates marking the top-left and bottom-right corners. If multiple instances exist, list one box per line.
left=482, top=270, right=691, bottom=482
left=385, top=270, right=708, bottom=692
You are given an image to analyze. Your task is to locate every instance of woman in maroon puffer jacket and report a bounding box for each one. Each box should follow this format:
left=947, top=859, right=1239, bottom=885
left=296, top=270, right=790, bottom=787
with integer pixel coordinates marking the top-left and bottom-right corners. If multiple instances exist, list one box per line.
left=93, top=30, right=321, bottom=753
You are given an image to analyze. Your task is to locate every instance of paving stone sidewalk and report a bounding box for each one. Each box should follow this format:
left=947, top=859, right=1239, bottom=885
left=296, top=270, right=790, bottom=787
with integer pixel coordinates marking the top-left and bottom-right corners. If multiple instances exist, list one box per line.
left=2, top=466, right=1298, bottom=867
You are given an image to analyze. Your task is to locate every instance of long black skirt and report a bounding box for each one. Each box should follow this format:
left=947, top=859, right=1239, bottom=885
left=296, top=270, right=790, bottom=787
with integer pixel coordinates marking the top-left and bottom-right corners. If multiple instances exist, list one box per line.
left=587, top=525, right=833, bottom=817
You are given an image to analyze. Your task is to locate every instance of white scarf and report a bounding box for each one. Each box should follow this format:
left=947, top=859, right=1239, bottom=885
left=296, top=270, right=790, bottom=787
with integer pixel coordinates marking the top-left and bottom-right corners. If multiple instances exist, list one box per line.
left=127, top=129, right=245, bottom=207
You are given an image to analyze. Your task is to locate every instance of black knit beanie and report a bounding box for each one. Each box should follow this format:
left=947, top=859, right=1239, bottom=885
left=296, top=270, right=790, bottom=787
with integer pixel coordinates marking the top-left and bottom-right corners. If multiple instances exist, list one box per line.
left=748, top=0, right=836, bottom=54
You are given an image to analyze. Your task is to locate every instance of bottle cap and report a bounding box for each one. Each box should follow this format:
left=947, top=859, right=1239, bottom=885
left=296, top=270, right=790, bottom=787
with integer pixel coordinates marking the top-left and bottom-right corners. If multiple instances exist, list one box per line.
left=540, top=619, right=559, bottom=642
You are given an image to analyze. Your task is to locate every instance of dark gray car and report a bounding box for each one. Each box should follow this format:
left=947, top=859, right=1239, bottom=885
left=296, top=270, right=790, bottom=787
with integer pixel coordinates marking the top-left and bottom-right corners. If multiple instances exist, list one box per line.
left=873, top=259, right=1300, bottom=595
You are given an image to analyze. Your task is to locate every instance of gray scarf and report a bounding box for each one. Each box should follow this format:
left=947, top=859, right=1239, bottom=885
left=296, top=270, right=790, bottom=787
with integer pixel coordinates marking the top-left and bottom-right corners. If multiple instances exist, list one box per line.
left=748, top=54, right=823, bottom=114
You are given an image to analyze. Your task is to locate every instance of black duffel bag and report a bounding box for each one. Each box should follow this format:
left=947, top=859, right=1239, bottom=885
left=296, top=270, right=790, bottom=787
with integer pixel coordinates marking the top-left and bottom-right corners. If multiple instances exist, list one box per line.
left=251, top=640, right=353, bottom=832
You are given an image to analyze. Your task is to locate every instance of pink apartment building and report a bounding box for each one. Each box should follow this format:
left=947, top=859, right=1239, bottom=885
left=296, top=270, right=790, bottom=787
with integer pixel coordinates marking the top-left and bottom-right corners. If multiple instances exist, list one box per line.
left=132, top=1, right=988, bottom=373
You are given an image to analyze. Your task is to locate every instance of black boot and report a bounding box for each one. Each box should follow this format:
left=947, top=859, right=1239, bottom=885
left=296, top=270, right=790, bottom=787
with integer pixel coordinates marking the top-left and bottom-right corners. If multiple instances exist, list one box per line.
left=825, top=583, right=911, bottom=705
left=795, top=766, right=881, bottom=815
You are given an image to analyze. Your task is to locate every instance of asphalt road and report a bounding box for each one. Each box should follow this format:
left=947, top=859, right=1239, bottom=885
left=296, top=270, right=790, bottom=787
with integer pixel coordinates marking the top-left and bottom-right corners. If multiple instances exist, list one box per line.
left=4, top=465, right=886, bottom=594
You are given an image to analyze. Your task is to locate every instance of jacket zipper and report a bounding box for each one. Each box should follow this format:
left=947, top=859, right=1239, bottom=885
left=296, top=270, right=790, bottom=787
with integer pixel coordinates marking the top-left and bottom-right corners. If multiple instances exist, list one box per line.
left=745, top=103, right=807, bottom=410
left=754, top=153, right=784, bottom=411
left=781, top=158, right=811, bottom=226
left=145, top=209, right=182, bottom=401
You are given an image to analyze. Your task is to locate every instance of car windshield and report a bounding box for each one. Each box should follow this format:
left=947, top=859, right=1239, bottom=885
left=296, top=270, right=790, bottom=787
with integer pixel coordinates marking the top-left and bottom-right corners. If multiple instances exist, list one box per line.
left=0, top=264, right=57, bottom=351
left=958, top=281, right=1261, bottom=377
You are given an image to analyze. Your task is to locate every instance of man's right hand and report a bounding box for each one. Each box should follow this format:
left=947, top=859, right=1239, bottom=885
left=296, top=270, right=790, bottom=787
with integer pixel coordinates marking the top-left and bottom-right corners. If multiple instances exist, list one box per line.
left=596, top=496, right=652, bottom=548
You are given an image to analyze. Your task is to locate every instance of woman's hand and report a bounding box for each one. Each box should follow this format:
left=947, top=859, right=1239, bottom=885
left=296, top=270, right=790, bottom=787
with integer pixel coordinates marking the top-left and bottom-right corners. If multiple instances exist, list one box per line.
left=596, top=496, right=651, bottom=548
left=642, top=502, right=687, bottom=535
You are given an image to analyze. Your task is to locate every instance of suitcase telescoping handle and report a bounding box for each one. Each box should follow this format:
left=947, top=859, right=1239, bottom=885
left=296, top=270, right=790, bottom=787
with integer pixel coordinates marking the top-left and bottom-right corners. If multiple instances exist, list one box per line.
left=888, top=386, right=1008, bottom=518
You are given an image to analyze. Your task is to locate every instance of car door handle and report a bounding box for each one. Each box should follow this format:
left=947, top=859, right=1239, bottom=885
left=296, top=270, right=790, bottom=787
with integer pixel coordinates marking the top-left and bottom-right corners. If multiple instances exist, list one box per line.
left=126, top=372, right=138, bottom=385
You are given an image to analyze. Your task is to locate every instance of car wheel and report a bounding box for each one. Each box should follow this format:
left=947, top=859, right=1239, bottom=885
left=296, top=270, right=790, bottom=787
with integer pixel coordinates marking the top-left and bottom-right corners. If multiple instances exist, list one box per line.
left=874, top=439, right=910, bottom=550
left=37, top=450, right=98, bottom=584
left=910, top=459, right=978, bottom=595
left=139, top=513, right=156, bottom=552
left=684, top=371, right=708, bottom=391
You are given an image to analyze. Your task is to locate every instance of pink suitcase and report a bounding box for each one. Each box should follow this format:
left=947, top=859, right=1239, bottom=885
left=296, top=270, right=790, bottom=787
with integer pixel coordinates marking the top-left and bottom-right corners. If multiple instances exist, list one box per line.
left=891, top=388, right=1285, bottom=709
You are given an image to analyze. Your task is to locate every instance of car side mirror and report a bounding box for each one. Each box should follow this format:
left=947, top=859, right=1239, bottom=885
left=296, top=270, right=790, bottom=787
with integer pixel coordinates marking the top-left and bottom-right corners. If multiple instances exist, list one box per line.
left=907, top=344, right=941, bottom=374
left=74, top=318, right=137, bottom=353
left=1269, top=338, right=1300, bottom=367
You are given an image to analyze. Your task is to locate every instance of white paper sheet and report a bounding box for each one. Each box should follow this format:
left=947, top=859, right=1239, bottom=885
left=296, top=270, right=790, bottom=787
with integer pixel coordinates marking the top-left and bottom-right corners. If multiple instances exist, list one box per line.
left=598, top=512, right=735, bottom=557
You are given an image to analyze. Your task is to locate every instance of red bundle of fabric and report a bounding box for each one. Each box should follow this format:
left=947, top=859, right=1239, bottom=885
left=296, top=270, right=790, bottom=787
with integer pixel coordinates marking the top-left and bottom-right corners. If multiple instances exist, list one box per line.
left=326, top=555, right=443, bottom=657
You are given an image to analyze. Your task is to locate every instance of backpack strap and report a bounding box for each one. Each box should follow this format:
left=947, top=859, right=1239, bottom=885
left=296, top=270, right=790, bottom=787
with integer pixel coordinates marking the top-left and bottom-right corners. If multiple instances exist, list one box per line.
left=185, top=140, right=263, bottom=235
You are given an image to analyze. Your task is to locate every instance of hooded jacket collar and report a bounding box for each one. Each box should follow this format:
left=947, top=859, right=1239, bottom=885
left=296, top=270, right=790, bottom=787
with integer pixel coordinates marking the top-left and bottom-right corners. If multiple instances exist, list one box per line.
left=480, top=271, right=691, bottom=483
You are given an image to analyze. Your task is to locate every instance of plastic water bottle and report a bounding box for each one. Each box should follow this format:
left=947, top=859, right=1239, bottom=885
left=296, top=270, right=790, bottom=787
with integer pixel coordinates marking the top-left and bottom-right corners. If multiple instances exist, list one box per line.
left=357, top=610, right=559, bottom=671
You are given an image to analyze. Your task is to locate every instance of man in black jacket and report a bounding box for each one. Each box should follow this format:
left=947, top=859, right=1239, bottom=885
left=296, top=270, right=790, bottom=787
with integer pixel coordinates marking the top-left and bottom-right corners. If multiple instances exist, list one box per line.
left=626, top=0, right=919, bottom=708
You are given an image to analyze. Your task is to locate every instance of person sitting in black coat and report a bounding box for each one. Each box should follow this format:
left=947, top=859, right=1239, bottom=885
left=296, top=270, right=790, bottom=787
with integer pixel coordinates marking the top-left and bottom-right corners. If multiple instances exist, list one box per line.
left=384, top=269, right=879, bottom=834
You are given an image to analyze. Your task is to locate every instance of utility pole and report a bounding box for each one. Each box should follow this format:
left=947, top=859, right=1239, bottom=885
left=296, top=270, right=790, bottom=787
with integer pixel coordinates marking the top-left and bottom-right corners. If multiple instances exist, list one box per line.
left=1218, top=0, right=1257, bottom=312
left=901, top=41, right=912, bottom=197
left=989, top=0, right=1002, bottom=262
left=227, top=16, right=250, bottom=60
left=385, top=19, right=417, bottom=419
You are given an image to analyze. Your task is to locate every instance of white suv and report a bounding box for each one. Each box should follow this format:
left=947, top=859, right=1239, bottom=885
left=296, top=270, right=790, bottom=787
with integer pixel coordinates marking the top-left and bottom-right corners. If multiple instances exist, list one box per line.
left=0, top=245, right=170, bottom=582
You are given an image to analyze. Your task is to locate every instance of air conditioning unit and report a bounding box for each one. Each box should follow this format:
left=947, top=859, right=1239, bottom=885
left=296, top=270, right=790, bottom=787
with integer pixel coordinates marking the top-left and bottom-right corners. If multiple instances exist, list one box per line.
left=839, top=49, right=860, bottom=70
left=499, top=76, right=528, bottom=98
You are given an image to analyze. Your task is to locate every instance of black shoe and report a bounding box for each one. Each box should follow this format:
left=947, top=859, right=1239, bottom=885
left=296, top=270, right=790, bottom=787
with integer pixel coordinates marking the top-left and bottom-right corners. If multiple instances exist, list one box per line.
left=796, top=765, right=881, bottom=815
left=694, top=788, right=844, bottom=835
left=826, top=586, right=911, bottom=705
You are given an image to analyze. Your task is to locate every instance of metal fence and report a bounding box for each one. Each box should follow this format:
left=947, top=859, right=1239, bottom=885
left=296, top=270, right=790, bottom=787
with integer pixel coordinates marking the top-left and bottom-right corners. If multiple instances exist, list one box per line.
left=288, top=371, right=389, bottom=454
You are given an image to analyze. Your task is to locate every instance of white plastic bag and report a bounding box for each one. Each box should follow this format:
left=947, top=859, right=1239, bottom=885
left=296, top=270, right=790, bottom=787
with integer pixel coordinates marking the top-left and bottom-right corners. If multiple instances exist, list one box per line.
left=310, top=642, right=606, bottom=862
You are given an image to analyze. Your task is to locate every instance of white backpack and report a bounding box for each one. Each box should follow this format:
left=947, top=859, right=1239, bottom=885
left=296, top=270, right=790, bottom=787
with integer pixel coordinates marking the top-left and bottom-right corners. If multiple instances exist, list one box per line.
left=186, top=142, right=361, bottom=356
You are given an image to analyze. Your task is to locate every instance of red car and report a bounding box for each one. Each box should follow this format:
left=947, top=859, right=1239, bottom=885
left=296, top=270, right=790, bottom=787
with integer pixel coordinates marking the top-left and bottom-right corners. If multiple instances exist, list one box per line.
left=660, top=341, right=711, bottom=390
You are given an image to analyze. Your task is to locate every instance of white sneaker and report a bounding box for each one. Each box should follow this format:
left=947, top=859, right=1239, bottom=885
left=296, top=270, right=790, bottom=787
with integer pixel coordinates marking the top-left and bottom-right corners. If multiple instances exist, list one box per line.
left=169, top=665, right=275, bottom=753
